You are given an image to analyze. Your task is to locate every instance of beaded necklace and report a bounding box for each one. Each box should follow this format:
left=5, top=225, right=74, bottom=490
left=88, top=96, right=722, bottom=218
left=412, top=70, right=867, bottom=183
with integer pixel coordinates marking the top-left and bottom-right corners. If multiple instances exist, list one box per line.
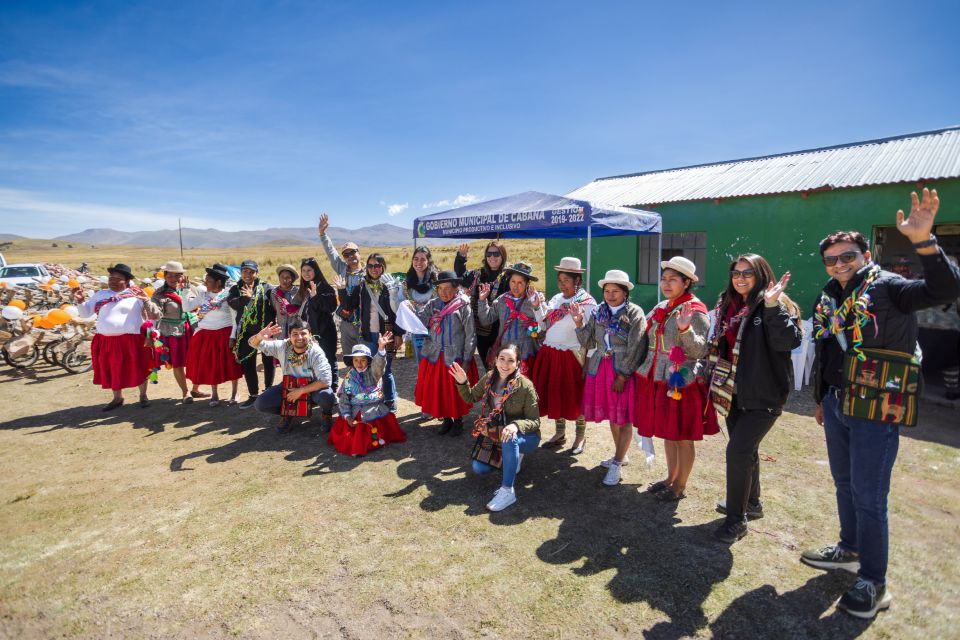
left=813, top=264, right=881, bottom=361
left=288, top=346, right=309, bottom=367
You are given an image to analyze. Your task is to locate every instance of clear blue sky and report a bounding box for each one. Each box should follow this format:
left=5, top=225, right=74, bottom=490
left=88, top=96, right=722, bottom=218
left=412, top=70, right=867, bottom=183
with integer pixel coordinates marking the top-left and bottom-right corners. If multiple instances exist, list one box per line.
left=1, top=0, right=958, bottom=237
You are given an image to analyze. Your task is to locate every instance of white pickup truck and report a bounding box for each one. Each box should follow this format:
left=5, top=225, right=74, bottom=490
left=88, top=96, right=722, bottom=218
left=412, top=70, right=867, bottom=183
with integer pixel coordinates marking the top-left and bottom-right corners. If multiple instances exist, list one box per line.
left=0, top=263, right=51, bottom=288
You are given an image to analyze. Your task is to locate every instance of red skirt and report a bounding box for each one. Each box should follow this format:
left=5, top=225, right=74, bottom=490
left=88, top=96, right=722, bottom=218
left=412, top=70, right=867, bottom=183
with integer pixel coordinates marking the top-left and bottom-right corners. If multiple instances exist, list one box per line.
left=186, top=326, right=243, bottom=385
left=415, top=357, right=480, bottom=419
left=634, top=375, right=720, bottom=441
left=154, top=324, right=192, bottom=369
left=531, top=345, right=584, bottom=419
left=327, top=412, right=406, bottom=456
left=91, top=333, right=153, bottom=391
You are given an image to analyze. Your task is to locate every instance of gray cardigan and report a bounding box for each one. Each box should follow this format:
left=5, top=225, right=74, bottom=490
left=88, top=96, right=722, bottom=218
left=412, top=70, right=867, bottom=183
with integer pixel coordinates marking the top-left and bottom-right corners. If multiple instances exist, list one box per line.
left=636, top=300, right=710, bottom=384
left=413, top=297, right=476, bottom=366
left=477, top=294, right=545, bottom=362
left=575, top=302, right=648, bottom=377
left=337, top=353, right=389, bottom=422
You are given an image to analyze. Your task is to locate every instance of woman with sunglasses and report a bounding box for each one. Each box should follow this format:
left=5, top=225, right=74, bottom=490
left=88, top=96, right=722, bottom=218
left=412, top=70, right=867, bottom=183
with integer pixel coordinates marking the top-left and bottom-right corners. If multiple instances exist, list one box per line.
left=297, top=258, right=339, bottom=380
left=707, top=254, right=801, bottom=543
left=334, top=253, right=404, bottom=411
left=455, top=241, right=510, bottom=367
left=400, top=246, right=438, bottom=361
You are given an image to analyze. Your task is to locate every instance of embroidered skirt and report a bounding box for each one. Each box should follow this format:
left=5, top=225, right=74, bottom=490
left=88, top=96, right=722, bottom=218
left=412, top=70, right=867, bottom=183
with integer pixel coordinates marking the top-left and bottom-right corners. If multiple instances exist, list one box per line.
left=582, top=357, right=637, bottom=425
left=154, top=324, right=192, bottom=369
left=91, top=333, right=153, bottom=391
left=531, top=345, right=584, bottom=420
left=634, top=375, right=720, bottom=441
left=186, top=326, right=243, bottom=385
left=415, top=356, right=480, bottom=419
left=327, top=412, right=406, bottom=456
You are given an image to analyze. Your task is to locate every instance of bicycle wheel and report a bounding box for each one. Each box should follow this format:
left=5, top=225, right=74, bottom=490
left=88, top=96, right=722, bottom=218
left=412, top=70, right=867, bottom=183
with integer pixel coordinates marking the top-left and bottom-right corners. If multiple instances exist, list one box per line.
left=43, top=338, right=66, bottom=365
left=4, top=345, right=39, bottom=369
left=61, top=342, right=92, bottom=374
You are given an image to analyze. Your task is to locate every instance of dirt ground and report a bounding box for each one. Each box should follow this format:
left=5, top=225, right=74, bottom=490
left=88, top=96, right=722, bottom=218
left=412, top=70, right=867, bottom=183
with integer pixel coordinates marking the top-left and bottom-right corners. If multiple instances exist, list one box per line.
left=0, top=351, right=958, bottom=639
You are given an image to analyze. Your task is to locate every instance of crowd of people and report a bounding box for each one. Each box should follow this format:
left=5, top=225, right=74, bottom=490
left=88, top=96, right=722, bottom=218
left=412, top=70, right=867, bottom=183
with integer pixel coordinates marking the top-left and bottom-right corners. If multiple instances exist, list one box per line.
left=68, top=189, right=959, bottom=620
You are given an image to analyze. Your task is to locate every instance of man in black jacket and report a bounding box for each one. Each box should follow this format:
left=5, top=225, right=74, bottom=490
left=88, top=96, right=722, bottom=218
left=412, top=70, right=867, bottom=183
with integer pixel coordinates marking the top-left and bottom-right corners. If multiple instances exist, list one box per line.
left=801, top=189, right=960, bottom=619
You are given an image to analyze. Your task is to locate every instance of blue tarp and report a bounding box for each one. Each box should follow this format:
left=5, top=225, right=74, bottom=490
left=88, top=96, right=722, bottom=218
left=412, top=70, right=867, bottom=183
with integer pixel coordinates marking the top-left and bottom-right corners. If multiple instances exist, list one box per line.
left=412, top=191, right=661, bottom=240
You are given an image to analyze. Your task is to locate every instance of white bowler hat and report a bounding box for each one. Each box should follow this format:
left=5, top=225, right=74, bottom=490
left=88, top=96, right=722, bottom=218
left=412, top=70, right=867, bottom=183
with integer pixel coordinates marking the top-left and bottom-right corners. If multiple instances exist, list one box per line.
left=160, top=260, right=186, bottom=274
left=660, top=256, right=698, bottom=282
left=554, top=256, right=586, bottom=273
left=349, top=344, right=372, bottom=358
left=597, top=269, right=634, bottom=291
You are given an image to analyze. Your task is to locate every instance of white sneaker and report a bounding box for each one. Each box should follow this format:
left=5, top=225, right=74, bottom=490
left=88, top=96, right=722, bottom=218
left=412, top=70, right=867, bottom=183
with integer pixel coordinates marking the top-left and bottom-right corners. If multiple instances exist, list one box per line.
left=486, top=487, right=517, bottom=512
left=516, top=453, right=525, bottom=475
left=600, top=456, right=629, bottom=468
left=603, top=461, right=622, bottom=486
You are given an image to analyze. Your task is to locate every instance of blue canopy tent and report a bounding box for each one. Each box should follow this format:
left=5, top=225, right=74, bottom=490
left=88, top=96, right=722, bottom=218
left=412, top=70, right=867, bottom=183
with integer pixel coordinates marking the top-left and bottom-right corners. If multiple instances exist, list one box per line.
left=412, top=190, right=662, bottom=292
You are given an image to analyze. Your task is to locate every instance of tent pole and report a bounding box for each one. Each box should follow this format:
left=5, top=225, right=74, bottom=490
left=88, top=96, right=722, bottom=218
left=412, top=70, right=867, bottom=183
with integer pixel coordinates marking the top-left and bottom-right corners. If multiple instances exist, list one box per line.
left=586, top=225, right=592, bottom=296
left=657, top=233, right=662, bottom=303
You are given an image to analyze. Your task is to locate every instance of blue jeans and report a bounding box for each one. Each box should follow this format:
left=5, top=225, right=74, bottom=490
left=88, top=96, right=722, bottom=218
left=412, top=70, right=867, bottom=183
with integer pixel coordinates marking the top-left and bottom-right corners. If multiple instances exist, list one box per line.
left=822, top=392, right=900, bottom=585
left=367, top=332, right=396, bottom=409
left=472, top=432, right=541, bottom=488
left=254, top=383, right=336, bottom=416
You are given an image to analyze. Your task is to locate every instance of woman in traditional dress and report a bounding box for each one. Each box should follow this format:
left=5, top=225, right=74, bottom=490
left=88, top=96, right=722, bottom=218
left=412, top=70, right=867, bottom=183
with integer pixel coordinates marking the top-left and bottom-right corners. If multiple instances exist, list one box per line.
left=73, top=263, right=156, bottom=410
left=409, top=270, right=478, bottom=436
left=297, top=258, right=339, bottom=379
left=185, top=263, right=243, bottom=406
left=271, top=264, right=302, bottom=339
left=476, top=261, right=544, bottom=376
left=532, top=257, right=596, bottom=455
left=455, top=241, right=510, bottom=367
left=634, top=257, right=719, bottom=502
left=150, top=260, right=204, bottom=403
left=399, top=246, right=438, bottom=361
left=328, top=334, right=406, bottom=456
left=570, top=269, right=647, bottom=487
left=450, top=343, right=541, bottom=512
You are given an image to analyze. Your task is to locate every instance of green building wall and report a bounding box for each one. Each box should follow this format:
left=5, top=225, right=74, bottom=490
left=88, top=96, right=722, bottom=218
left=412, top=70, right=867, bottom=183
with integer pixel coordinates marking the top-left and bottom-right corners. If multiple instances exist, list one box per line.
left=545, top=179, right=960, bottom=312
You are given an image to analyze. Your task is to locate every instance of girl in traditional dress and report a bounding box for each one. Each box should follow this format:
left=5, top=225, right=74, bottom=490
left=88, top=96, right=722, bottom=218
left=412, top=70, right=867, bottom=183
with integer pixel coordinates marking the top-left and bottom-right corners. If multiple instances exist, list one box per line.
left=450, top=344, right=541, bottom=512
left=476, top=261, right=544, bottom=376
left=634, top=257, right=719, bottom=502
left=328, top=333, right=406, bottom=456
left=408, top=270, right=478, bottom=436
left=570, top=269, right=647, bottom=487
left=455, top=241, right=510, bottom=366
left=532, top=257, right=596, bottom=455
left=297, top=258, right=339, bottom=379
left=185, top=263, right=243, bottom=406
left=73, top=263, right=156, bottom=411
left=400, top=246, right=438, bottom=361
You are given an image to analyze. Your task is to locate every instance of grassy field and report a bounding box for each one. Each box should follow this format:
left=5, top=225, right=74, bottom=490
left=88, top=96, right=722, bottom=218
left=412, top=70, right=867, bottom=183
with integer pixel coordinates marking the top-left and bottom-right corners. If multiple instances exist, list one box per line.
left=0, top=350, right=957, bottom=638
left=0, top=238, right=546, bottom=285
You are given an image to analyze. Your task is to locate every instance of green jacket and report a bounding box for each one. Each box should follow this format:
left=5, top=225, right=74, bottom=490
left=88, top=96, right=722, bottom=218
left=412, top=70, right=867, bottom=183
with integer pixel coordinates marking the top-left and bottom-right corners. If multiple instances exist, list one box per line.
left=456, top=372, right=541, bottom=436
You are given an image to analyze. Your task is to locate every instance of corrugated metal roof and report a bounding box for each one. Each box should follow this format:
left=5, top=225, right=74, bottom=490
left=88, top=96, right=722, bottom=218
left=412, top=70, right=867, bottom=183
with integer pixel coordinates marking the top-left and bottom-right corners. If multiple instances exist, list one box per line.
left=567, top=126, right=960, bottom=207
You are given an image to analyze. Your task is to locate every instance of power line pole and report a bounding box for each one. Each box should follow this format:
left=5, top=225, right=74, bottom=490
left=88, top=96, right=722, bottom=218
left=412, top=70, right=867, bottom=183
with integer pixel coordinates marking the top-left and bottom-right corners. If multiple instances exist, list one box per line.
left=178, top=218, right=184, bottom=259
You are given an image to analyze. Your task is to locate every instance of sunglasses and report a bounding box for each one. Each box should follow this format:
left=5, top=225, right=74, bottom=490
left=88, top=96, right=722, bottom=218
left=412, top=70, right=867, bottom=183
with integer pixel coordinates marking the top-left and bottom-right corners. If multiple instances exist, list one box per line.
left=366, top=263, right=384, bottom=270
left=485, top=251, right=502, bottom=258
left=730, top=268, right=756, bottom=279
left=822, top=251, right=860, bottom=267
left=342, top=249, right=358, bottom=257
left=301, top=257, right=316, bottom=265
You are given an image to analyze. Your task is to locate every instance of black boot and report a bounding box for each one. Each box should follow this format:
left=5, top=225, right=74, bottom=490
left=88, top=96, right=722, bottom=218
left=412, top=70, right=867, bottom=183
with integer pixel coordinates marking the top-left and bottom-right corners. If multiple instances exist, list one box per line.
left=438, top=418, right=453, bottom=435
left=449, top=417, right=464, bottom=436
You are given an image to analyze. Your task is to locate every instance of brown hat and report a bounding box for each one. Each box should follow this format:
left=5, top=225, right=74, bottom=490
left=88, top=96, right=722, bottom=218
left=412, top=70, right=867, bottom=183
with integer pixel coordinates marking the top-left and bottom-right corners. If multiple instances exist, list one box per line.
left=276, top=264, right=298, bottom=278
left=340, top=241, right=359, bottom=253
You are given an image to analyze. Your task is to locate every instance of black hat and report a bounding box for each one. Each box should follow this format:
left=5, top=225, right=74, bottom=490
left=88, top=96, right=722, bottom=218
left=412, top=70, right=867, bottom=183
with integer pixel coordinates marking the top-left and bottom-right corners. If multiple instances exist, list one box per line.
left=107, top=263, right=135, bottom=280
left=436, top=270, right=461, bottom=285
left=240, top=259, right=259, bottom=272
left=502, top=261, right=538, bottom=282
left=205, top=263, right=230, bottom=282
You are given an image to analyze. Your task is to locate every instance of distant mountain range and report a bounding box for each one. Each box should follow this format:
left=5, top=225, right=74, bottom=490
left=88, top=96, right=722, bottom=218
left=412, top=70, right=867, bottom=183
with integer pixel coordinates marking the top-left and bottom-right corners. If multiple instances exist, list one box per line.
left=49, top=223, right=441, bottom=248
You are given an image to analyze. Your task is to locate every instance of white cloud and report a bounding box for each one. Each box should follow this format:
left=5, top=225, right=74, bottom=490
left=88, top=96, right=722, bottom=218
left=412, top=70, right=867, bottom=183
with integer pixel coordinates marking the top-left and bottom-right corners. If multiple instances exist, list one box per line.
left=422, top=193, right=481, bottom=209
left=386, top=202, right=409, bottom=216
left=0, top=187, right=250, bottom=236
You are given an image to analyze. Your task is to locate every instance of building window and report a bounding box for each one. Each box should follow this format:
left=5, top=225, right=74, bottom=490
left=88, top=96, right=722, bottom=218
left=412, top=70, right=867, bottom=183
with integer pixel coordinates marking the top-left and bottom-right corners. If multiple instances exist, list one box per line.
left=638, top=232, right=707, bottom=285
